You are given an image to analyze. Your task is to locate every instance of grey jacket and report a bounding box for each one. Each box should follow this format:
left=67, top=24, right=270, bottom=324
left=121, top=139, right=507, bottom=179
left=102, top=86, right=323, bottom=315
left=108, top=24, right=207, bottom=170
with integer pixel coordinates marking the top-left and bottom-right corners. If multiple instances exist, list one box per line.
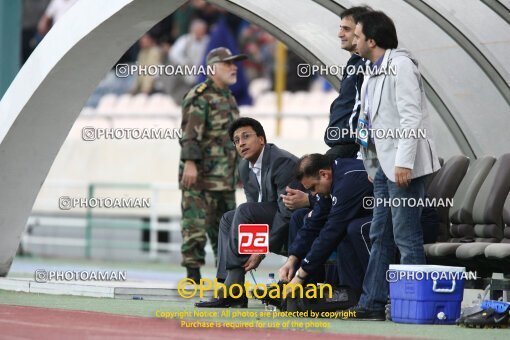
left=359, top=48, right=441, bottom=181
left=238, top=143, right=299, bottom=254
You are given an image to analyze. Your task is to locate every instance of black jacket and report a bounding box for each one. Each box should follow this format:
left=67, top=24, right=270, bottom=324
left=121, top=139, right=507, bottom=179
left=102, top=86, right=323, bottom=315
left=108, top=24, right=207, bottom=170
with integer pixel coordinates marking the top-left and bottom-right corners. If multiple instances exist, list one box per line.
left=324, top=54, right=365, bottom=147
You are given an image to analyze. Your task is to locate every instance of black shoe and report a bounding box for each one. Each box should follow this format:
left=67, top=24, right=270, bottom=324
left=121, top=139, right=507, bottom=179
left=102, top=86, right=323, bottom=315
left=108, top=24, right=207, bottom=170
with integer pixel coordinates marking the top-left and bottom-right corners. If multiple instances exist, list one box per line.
left=283, top=285, right=357, bottom=313
left=195, top=296, right=248, bottom=308
left=252, top=281, right=283, bottom=310
left=455, top=305, right=484, bottom=326
left=343, top=305, right=386, bottom=321
left=186, top=267, right=201, bottom=283
left=463, top=307, right=509, bottom=328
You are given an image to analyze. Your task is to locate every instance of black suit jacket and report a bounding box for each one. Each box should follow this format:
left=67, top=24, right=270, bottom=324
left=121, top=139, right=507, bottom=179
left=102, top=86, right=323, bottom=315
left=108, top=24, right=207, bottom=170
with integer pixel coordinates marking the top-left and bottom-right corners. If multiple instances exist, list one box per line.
left=238, top=143, right=302, bottom=254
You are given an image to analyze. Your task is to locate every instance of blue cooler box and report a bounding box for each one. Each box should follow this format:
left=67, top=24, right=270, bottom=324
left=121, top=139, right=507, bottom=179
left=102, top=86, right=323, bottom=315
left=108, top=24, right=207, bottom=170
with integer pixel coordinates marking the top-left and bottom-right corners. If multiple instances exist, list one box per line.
left=389, top=265, right=465, bottom=324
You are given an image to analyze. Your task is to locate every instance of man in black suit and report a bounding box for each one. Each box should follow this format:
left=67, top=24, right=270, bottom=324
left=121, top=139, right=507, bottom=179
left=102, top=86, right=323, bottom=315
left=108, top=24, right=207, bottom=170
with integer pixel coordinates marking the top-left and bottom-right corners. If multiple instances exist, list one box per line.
left=195, top=117, right=300, bottom=308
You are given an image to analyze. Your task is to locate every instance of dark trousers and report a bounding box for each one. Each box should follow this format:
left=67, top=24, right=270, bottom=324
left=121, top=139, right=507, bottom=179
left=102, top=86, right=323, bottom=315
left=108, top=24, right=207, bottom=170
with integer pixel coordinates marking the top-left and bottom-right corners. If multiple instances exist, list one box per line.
left=288, top=209, right=371, bottom=289
left=337, top=215, right=372, bottom=294
left=216, top=202, right=278, bottom=280
left=326, top=144, right=360, bottom=161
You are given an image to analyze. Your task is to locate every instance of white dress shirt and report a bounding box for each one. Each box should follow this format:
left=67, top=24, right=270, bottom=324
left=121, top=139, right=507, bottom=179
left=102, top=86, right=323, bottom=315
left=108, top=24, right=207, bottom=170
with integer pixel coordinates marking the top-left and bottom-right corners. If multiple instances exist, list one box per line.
left=249, top=148, right=264, bottom=202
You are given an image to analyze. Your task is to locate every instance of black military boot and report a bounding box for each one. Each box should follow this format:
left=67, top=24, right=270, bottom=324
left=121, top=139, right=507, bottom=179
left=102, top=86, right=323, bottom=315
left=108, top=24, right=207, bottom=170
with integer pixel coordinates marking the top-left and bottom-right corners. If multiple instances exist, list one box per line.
left=186, top=267, right=201, bottom=283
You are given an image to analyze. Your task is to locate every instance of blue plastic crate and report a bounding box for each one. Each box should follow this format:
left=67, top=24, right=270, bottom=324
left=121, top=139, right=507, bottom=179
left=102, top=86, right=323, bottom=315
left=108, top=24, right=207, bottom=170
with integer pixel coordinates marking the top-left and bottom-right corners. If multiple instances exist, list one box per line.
left=389, top=265, right=466, bottom=324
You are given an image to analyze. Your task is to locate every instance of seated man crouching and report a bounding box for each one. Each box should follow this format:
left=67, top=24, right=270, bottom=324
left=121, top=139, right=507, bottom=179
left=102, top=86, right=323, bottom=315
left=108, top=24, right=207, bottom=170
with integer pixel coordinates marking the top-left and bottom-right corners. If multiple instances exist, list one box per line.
left=279, top=154, right=373, bottom=305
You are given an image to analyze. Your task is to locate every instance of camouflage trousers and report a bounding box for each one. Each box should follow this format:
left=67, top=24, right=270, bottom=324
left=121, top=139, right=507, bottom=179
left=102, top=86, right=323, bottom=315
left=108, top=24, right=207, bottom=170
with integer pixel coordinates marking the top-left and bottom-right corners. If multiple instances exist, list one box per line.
left=181, top=189, right=236, bottom=268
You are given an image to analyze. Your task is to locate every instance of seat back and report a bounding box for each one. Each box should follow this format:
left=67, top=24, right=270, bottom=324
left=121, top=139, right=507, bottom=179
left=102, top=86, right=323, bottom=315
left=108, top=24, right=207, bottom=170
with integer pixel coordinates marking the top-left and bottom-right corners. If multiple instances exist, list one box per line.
left=448, top=156, right=496, bottom=241
left=425, top=157, right=445, bottom=191
left=499, top=193, right=510, bottom=244
left=472, top=154, right=510, bottom=242
left=427, top=155, right=470, bottom=241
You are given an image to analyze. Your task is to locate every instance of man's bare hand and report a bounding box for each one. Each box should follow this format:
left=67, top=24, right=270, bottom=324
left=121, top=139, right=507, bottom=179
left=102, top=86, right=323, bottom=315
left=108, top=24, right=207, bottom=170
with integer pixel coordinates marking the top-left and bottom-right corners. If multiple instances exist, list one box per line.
left=281, top=187, right=310, bottom=210
left=242, top=254, right=264, bottom=271
left=368, top=175, right=373, bottom=183
left=181, top=160, right=198, bottom=188
left=286, top=268, right=307, bottom=295
left=278, top=255, right=298, bottom=282
left=37, top=15, right=51, bottom=35
left=289, top=275, right=304, bottom=286
left=395, top=166, right=412, bottom=187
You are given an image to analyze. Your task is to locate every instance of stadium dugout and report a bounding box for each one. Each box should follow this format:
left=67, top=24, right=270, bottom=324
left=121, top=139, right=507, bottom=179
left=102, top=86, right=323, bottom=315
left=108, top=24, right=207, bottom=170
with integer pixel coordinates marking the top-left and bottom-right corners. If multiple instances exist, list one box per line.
left=1, top=0, right=510, bottom=310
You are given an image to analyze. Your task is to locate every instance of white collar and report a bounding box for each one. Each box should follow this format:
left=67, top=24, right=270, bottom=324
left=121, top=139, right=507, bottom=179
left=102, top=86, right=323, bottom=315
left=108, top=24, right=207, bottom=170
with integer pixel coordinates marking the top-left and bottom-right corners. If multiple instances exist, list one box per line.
left=249, top=147, right=264, bottom=171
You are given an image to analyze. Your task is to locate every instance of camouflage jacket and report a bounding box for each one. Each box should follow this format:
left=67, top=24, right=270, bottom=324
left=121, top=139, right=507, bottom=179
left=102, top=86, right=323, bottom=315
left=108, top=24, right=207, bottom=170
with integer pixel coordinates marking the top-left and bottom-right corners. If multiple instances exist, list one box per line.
left=179, top=78, right=239, bottom=191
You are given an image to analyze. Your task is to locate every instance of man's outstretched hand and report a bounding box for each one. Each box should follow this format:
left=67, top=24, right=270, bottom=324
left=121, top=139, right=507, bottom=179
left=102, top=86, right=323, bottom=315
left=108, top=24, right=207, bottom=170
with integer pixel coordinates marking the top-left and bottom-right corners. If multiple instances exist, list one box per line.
left=278, top=255, right=299, bottom=282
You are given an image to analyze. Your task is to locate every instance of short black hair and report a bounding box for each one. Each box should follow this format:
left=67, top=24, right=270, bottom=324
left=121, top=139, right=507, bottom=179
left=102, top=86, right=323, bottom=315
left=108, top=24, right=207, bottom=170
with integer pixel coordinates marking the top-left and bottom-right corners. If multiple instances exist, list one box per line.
left=340, top=5, right=372, bottom=21
left=228, top=117, right=267, bottom=144
left=295, top=154, right=331, bottom=181
left=356, top=11, right=398, bottom=49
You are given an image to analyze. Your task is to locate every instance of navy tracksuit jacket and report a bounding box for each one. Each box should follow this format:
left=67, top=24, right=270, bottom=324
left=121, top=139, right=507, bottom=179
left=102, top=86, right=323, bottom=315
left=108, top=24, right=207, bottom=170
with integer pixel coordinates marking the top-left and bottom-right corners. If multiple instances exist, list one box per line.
left=288, top=158, right=373, bottom=274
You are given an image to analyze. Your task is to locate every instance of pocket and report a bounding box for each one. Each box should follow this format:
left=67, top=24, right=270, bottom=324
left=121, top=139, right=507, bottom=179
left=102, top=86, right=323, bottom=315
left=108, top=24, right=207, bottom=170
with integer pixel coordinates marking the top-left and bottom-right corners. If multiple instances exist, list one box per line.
left=202, top=147, right=234, bottom=177
left=209, top=115, right=230, bottom=130
left=202, top=158, right=224, bottom=177
left=209, top=145, right=225, bottom=157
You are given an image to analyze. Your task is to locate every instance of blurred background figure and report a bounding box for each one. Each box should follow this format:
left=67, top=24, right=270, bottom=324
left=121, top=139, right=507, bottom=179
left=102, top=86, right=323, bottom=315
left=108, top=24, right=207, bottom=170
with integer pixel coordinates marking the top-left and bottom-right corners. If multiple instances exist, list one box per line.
left=159, top=19, right=210, bottom=103
left=282, top=50, right=312, bottom=92
left=130, top=32, right=163, bottom=95
left=239, top=24, right=275, bottom=82
left=21, top=0, right=77, bottom=66
left=198, top=15, right=252, bottom=105
left=37, top=0, right=78, bottom=36
left=21, top=0, right=50, bottom=64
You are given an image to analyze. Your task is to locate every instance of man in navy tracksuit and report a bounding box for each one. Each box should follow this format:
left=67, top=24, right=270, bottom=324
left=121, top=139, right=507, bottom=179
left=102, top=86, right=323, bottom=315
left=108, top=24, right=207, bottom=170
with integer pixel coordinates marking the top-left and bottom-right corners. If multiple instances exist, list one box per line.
left=279, top=154, right=373, bottom=298
left=324, top=6, right=370, bottom=160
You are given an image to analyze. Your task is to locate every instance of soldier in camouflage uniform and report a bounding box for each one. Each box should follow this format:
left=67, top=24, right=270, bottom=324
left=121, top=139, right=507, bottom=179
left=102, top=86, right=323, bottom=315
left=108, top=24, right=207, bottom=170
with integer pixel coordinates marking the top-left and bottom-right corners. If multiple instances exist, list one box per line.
left=179, top=47, right=247, bottom=282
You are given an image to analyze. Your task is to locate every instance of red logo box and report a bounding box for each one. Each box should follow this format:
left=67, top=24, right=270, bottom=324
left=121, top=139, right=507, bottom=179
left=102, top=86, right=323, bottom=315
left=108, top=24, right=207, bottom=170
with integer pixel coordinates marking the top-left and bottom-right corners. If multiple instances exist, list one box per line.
left=238, top=224, right=269, bottom=254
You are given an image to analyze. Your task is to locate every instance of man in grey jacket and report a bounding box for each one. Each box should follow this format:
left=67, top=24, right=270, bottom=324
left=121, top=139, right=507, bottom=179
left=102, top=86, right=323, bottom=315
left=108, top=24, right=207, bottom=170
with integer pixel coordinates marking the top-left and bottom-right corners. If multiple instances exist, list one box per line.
left=195, top=117, right=301, bottom=308
left=349, top=11, right=441, bottom=320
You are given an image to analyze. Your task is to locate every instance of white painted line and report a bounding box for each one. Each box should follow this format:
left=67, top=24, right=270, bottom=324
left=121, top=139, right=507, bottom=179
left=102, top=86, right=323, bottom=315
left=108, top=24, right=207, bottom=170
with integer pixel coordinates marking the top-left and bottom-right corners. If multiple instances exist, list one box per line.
left=0, top=278, right=30, bottom=292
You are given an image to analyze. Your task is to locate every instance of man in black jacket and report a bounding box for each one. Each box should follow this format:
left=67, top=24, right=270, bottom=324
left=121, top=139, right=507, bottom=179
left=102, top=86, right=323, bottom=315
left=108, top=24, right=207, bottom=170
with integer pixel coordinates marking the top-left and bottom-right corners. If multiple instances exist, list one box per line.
left=324, top=6, right=371, bottom=159
left=282, top=6, right=372, bottom=211
left=196, top=117, right=301, bottom=308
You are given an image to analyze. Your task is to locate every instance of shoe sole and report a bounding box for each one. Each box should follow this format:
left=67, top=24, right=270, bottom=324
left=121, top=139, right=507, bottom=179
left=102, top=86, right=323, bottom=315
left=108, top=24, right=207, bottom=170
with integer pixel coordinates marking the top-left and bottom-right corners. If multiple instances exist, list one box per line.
left=342, top=317, right=386, bottom=321
left=463, top=319, right=509, bottom=328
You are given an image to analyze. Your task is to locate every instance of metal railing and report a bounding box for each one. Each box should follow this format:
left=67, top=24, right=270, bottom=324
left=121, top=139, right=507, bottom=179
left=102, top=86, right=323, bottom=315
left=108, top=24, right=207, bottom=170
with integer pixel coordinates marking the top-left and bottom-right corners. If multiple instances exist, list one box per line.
left=25, top=180, right=186, bottom=260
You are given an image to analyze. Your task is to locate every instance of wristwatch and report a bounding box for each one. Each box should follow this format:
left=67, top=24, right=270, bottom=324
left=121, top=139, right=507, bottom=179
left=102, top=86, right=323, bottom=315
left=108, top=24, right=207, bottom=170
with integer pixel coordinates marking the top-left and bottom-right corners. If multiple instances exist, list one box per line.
left=296, top=269, right=306, bottom=281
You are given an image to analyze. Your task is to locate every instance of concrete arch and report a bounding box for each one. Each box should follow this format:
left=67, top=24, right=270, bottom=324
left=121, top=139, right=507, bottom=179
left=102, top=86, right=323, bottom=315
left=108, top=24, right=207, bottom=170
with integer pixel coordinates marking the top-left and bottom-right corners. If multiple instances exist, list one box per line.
left=404, top=0, right=510, bottom=105
left=0, top=0, right=187, bottom=275
left=480, top=0, right=510, bottom=25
